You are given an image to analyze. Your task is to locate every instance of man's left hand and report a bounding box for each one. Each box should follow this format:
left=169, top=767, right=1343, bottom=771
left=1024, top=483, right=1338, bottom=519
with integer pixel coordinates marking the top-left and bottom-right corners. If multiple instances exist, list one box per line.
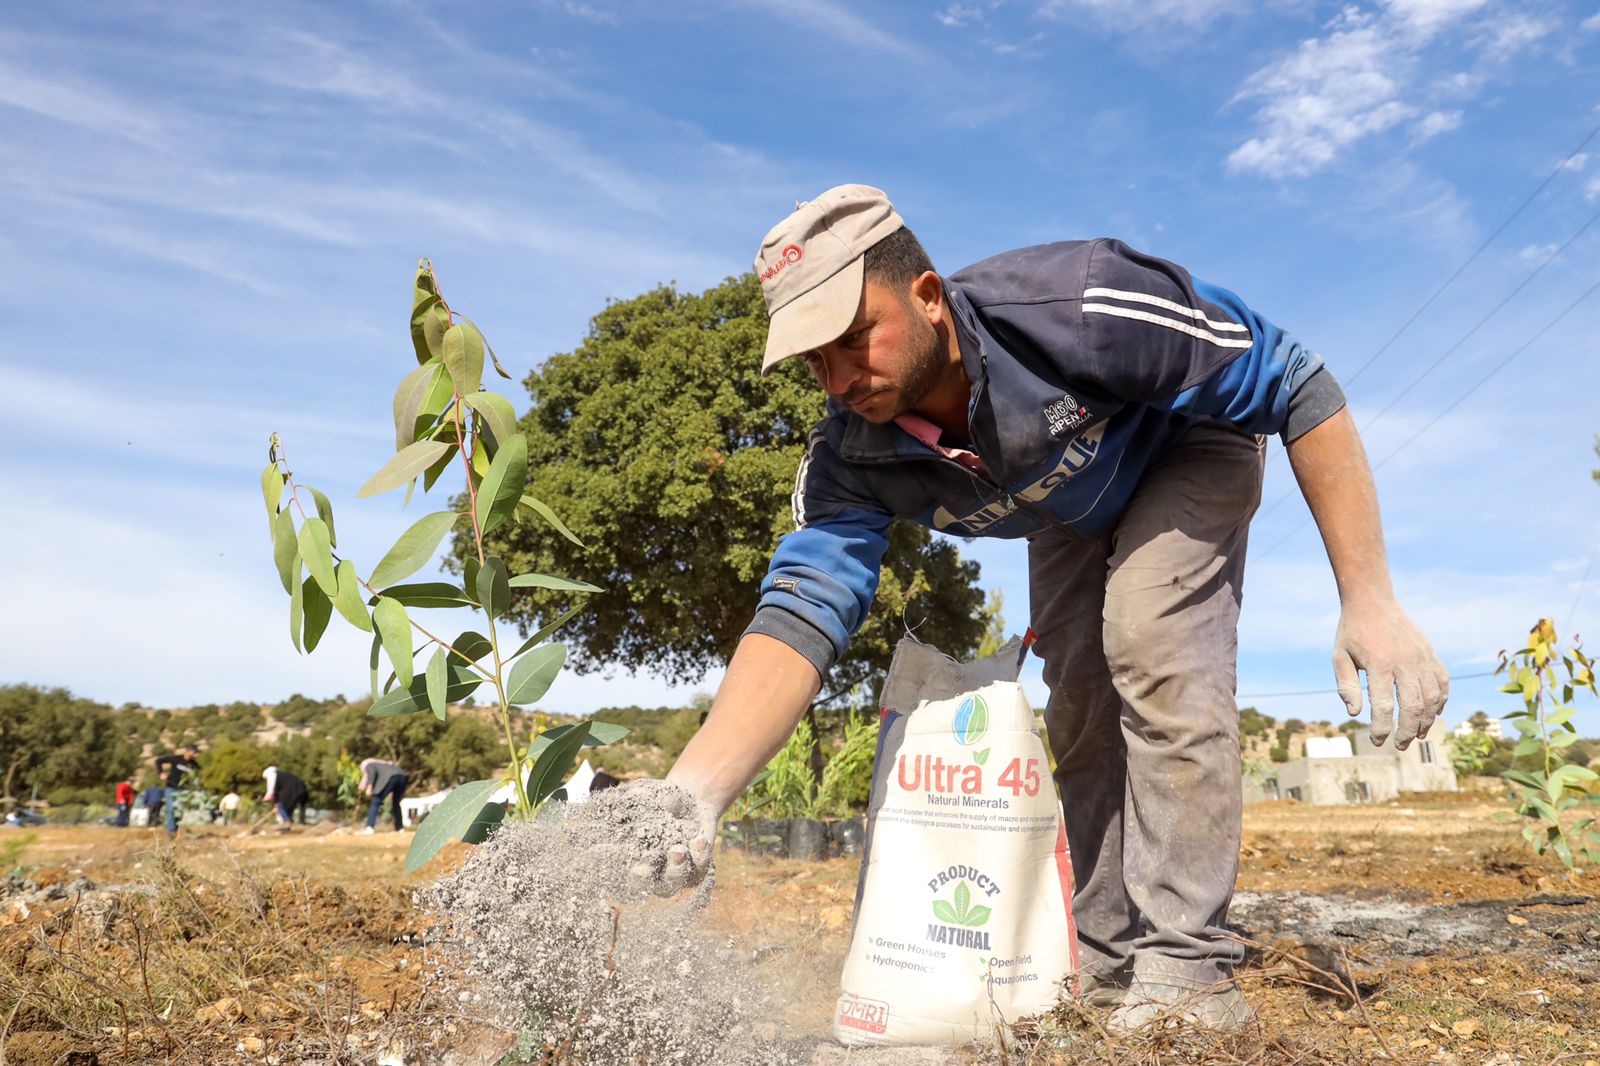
left=1332, top=598, right=1449, bottom=749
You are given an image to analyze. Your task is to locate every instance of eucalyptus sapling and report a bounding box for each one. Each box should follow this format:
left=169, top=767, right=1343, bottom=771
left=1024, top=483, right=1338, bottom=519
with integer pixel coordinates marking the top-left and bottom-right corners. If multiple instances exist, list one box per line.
left=262, top=260, right=626, bottom=872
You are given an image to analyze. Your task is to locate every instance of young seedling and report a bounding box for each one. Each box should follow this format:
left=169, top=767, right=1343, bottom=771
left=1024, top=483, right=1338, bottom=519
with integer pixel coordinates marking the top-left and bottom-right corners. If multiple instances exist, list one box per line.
left=1497, top=618, right=1600, bottom=870
left=262, top=260, right=627, bottom=872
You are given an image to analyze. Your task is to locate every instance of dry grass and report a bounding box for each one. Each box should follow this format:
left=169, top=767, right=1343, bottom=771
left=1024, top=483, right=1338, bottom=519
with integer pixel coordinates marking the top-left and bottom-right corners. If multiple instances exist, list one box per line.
left=0, top=844, right=483, bottom=1065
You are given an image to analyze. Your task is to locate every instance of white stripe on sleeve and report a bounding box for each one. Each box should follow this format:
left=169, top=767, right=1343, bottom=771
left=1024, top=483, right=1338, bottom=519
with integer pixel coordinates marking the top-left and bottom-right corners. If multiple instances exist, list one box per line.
left=1083, top=302, right=1253, bottom=349
left=1084, top=287, right=1249, bottom=334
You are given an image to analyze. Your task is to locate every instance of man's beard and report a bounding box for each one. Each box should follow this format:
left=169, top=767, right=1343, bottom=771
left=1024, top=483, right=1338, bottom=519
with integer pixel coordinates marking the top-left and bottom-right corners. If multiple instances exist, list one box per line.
left=845, top=317, right=945, bottom=423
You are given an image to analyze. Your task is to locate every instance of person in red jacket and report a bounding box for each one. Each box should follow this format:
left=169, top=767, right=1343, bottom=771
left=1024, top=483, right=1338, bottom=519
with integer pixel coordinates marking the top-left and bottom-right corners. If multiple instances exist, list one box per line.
left=114, top=779, right=135, bottom=828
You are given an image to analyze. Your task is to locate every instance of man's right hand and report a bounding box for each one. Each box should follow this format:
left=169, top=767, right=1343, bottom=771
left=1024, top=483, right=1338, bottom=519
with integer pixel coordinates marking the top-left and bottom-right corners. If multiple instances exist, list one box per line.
left=625, top=780, right=721, bottom=896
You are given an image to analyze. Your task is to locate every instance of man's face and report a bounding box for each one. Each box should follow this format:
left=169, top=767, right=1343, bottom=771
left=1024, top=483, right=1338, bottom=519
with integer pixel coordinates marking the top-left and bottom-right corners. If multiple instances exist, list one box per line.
left=799, top=279, right=946, bottom=423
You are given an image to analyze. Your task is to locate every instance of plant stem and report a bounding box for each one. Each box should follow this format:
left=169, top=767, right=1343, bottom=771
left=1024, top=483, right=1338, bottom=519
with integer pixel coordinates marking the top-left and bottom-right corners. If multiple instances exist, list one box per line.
left=452, top=388, right=529, bottom=815
left=456, top=394, right=487, bottom=567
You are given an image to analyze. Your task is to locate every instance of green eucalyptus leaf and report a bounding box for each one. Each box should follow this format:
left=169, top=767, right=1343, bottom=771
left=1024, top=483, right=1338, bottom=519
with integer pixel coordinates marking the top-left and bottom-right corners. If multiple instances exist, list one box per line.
left=526, top=721, right=590, bottom=805
left=448, top=630, right=494, bottom=666
left=297, top=517, right=338, bottom=596
left=302, top=576, right=332, bottom=653
left=426, top=646, right=449, bottom=722
left=464, top=391, right=518, bottom=449
left=272, top=507, right=299, bottom=594
left=507, top=572, right=603, bottom=594
left=288, top=572, right=304, bottom=654
left=369, top=511, right=461, bottom=589
left=375, top=582, right=475, bottom=609
left=393, top=363, right=439, bottom=450
left=368, top=663, right=483, bottom=717
left=369, top=631, right=382, bottom=702
left=506, top=643, right=566, bottom=705
left=261, top=465, right=284, bottom=521
left=477, top=435, right=526, bottom=535
left=528, top=720, right=629, bottom=758
left=333, top=561, right=373, bottom=632
left=307, top=487, right=337, bottom=548
left=464, top=557, right=481, bottom=603
left=477, top=557, right=510, bottom=621
left=508, top=602, right=585, bottom=660
left=417, top=365, right=457, bottom=425
left=443, top=320, right=485, bottom=396
left=421, top=441, right=459, bottom=491
left=458, top=314, right=511, bottom=380
left=403, top=779, right=503, bottom=873
left=373, top=597, right=414, bottom=687
left=518, top=494, right=585, bottom=547
left=357, top=439, right=451, bottom=498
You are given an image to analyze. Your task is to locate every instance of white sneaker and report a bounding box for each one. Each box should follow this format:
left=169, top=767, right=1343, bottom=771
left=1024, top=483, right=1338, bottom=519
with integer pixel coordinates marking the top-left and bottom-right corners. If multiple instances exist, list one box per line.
left=356, top=826, right=375, bottom=836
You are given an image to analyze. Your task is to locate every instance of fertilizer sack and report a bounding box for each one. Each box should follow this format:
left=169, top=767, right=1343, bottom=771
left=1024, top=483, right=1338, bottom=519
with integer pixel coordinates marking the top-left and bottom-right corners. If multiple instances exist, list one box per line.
left=834, top=635, right=1077, bottom=1047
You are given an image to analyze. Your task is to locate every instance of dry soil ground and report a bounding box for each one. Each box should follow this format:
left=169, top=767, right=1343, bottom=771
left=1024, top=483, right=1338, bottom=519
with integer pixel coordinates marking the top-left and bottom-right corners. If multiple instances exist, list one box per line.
left=1, top=793, right=1596, bottom=1065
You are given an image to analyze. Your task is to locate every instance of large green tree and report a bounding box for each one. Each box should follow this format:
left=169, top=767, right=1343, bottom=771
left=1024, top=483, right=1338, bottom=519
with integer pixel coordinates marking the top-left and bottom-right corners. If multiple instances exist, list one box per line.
left=464, top=274, right=987, bottom=703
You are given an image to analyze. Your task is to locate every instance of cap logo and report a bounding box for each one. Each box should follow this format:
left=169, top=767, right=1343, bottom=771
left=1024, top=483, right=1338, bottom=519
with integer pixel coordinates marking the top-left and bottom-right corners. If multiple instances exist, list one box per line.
left=759, top=243, right=803, bottom=285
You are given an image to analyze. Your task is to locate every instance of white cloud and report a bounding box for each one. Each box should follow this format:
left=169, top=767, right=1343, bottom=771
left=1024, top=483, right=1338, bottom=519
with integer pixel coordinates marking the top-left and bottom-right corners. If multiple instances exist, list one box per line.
left=1227, top=1, right=1552, bottom=179
left=1587, top=175, right=1600, bottom=201
left=1561, top=151, right=1590, bottom=172
left=1517, top=241, right=1559, bottom=261
left=1583, top=10, right=1600, bottom=32
left=744, top=0, right=925, bottom=59
left=0, top=59, right=175, bottom=150
left=1228, top=10, right=1418, bottom=179
left=1382, top=0, right=1489, bottom=35
left=1038, top=0, right=1250, bottom=29
left=1411, top=108, right=1462, bottom=142
left=1470, top=10, right=1556, bottom=60
left=935, top=3, right=987, bottom=27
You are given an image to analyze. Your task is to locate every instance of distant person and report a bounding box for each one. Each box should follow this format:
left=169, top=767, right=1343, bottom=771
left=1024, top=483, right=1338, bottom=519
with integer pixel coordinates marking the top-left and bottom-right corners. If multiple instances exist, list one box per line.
left=219, top=791, right=241, bottom=825
left=153, top=744, right=200, bottom=837
left=139, top=783, right=165, bottom=826
left=114, top=779, right=135, bottom=828
left=357, top=758, right=408, bottom=834
left=262, top=766, right=309, bottom=831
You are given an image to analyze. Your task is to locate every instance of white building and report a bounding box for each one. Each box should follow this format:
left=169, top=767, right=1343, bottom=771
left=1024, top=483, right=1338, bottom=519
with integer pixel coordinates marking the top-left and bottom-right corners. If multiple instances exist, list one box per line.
left=1452, top=718, right=1503, bottom=739
left=1251, top=731, right=1458, bottom=805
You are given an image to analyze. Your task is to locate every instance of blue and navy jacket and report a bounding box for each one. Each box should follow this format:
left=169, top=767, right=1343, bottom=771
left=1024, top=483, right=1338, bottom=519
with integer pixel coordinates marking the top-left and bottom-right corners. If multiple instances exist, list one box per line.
left=745, top=239, right=1346, bottom=677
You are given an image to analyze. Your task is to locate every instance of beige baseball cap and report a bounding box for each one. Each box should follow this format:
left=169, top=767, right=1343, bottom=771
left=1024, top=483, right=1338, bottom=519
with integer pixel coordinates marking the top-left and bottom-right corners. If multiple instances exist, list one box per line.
left=754, top=183, right=904, bottom=374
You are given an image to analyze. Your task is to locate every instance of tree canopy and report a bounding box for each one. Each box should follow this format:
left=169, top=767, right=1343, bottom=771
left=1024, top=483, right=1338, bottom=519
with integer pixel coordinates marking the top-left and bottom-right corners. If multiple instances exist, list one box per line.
left=464, top=273, right=987, bottom=701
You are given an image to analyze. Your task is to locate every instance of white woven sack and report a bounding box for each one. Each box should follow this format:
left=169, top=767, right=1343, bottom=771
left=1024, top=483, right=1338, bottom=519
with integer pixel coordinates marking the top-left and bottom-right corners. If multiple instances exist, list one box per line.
left=834, top=636, right=1078, bottom=1046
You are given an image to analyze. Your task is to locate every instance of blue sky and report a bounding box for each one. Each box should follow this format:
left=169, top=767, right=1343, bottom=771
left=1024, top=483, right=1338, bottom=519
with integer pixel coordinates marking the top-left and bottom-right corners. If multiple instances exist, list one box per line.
left=3, top=0, right=1598, bottom=736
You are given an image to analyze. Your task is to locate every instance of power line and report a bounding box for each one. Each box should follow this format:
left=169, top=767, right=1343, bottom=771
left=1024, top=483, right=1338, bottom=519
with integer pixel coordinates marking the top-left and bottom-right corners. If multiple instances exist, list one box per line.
left=1238, top=669, right=1495, bottom=701
left=1356, top=202, right=1600, bottom=432
left=1250, top=121, right=1600, bottom=527
left=1339, top=119, right=1600, bottom=392
left=1253, top=273, right=1600, bottom=560
left=1253, top=195, right=1600, bottom=527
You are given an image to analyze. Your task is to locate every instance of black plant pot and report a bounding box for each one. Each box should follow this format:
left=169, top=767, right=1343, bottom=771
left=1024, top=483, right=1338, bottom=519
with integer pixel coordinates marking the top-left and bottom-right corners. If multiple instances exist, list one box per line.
left=749, top=818, right=789, bottom=857
left=789, top=818, right=828, bottom=861
left=827, top=816, right=865, bottom=857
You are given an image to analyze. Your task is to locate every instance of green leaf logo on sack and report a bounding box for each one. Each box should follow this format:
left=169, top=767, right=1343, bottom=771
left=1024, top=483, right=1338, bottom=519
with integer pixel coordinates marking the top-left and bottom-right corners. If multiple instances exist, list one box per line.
left=931, top=880, right=993, bottom=928
left=952, top=695, right=988, bottom=746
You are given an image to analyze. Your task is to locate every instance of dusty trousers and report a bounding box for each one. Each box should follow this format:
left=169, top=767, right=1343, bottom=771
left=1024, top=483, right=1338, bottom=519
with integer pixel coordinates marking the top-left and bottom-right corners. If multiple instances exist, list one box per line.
left=1028, top=421, right=1265, bottom=986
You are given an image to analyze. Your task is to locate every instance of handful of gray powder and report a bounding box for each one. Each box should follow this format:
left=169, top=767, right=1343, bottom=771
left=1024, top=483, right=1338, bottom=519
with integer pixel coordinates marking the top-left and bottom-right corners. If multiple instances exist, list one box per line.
left=429, top=781, right=788, bottom=1065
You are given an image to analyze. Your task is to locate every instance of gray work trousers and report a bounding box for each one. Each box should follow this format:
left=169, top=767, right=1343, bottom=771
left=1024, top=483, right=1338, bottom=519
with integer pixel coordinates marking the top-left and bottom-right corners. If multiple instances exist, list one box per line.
left=1028, top=422, right=1264, bottom=987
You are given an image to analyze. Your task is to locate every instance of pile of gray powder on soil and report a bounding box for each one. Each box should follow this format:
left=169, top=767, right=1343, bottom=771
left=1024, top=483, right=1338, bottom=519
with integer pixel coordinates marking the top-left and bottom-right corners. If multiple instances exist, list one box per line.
left=428, top=780, right=801, bottom=1066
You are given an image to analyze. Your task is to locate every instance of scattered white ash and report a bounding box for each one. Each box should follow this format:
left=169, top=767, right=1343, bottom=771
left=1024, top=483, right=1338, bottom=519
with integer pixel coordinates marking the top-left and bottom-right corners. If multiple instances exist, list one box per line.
left=428, top=781, right=798, bottom=1065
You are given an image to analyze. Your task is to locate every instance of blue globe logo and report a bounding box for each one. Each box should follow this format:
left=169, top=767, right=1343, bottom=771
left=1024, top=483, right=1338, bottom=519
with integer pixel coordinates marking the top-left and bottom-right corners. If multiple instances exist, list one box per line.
left=952, top=695, right=989, bottom=747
